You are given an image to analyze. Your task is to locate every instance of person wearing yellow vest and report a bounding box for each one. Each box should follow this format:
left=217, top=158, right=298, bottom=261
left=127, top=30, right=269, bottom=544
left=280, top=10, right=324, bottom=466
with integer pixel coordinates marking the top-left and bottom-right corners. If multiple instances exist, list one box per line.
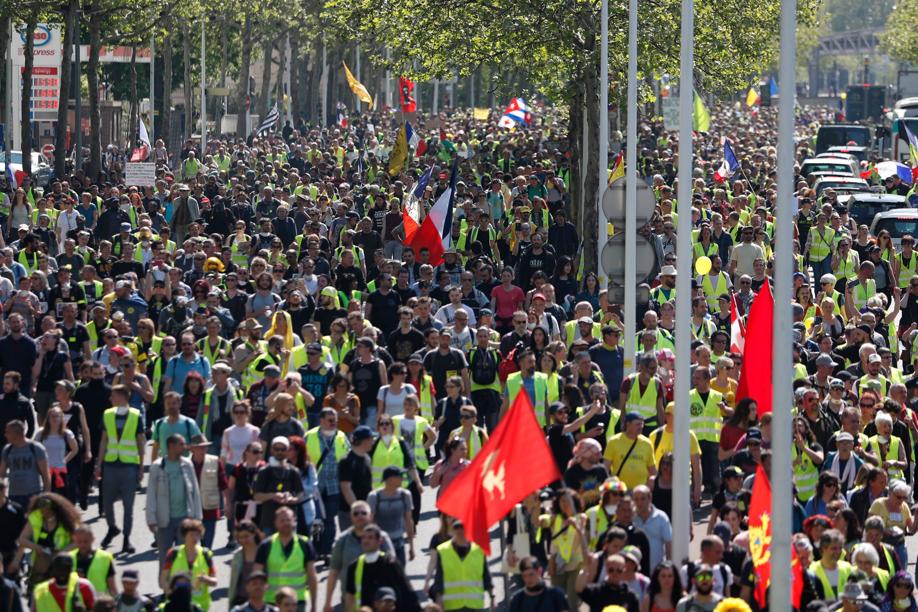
left=160, top=519, right=217, bottom=611
left=810, top=529, right=853, bottom=602
left=448, top=405, right=489, bottom=461
left=894, top=234, right=918, bottom=288
left=16, top=233, right=41, bottom=274
left=648, top=402, right=703, bottom=506
left=806, top=212, right=836, bottom=282
left=603, top=413, right=657, bottom=491
left=791, top=417, right=824, bottom=503
left=689, top=368, right=730, bottom=495
left=501, top=349, right=549, bottom=427
left=252, top=506, right=318, bottom=610
left=369, top=417, right=420, bottom=489
left=698, top=255, right=732, bottom=310
left=468, top=329, right=503, bottom=431
left=196, top=363, right=243, bottom=454
left=432, top=519, right=493, bottom=611
left=95, top=386, right=144, bottom=554
left=868, top=412, right=907, bottom=482
left=617, top=353, right=666, bottom=436
left=14, top=494, right=74, bottom=577
left=69, top=525, right=116, bottom=596
left=33, top=554, right=95, bottom=612
left=344, top=522, right=419, bottom=611
left=845, top=260, right=878, bottom=319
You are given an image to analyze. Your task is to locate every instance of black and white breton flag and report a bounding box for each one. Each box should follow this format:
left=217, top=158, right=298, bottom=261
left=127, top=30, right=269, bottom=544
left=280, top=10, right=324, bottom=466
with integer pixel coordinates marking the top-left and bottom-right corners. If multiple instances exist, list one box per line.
left=254, top=103, right=279, bottom=135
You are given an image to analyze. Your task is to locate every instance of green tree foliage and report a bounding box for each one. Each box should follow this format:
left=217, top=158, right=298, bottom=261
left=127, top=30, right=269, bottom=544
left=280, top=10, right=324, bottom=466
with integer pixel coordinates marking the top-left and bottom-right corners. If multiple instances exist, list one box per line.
left=882, top=0, right=918, bottom=65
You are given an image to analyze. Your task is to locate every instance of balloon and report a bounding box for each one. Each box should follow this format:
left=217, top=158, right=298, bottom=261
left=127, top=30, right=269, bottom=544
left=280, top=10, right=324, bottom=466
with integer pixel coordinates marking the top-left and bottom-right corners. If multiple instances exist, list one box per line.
left=695, top=256, right=712, bottom=276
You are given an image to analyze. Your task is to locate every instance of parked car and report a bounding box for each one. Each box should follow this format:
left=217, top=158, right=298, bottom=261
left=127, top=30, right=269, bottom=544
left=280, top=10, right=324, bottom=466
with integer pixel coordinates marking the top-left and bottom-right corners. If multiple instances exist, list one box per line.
left=842, top=193, right=908, bottom=227
left=0, top=151, right=53, bottom=188
left=800, top=156, right=858, bottom=178
left=869, top=208, right=918, bottom=247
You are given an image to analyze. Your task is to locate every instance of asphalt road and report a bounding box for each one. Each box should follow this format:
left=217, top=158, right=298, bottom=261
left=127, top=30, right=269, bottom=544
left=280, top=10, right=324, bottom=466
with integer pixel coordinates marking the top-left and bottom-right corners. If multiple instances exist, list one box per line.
left=77, top=446, right=918, bottom=610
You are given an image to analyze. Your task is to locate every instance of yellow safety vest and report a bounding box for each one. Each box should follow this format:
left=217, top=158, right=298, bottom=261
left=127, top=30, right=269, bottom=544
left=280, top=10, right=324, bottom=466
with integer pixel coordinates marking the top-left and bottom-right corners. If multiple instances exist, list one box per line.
left=899, top=252, right=918, bottom=288
left=506, top=372, right=548, bottom=427
left=810, top=228, right=835, bottom=261
left=200, top=386, right=243, bottom=433
left=834, top=251, right=857, bottom=281
left=70, top=549, right=114, bottom=595
left=168, top=544, right=213, bottom=610
left=33, top=573, right=86, bottom=612
left=449, top=426, right=485, bottom=460
left=624, top=374, right=660, bottom=428
left=393, top=415, right=430, bottom=470
left=436, top=541, right=487, bottom=610
left=352, top=551, right=387, bottom=608
left=265, top=533, right=310, bottom=602
left=869, top=435, right=905, bottom=481
left=701, top=272, right=730, bottom=309
left=413, top=375, right=435, bottom=421
left=102, top=407, right=141, bottom=464
left=370, top=438, right=408, bottom=488
left=688, top=388, right=723, bottom=443
left=809, top=560, right=852, bottom=601
left=28, top=510, right=71, bottom=555
left=792, top=445, right=820, bottom=502
left=304, top=428, right=350, bottom=470
left=586, top=506, right=615, bottom=550
left=852, top=279, right=876, bottom=311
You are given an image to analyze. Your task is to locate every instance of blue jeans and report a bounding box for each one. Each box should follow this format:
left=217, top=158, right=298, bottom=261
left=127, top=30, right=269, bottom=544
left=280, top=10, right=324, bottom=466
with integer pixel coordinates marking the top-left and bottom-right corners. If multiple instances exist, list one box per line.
left=157, top=517, right=184, bottom=566
left=202, top=518, right=216, bottom=550
left=318, top=491, right=339, bottom=555
left=810, top=256, right=832, bottom=283
left=102, top=463, right=138, bottom=539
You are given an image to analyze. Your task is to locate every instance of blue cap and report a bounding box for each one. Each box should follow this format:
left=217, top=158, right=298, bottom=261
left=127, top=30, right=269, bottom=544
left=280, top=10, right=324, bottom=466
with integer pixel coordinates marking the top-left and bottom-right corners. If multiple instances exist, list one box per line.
left=352, top=426, right=374, bottom=442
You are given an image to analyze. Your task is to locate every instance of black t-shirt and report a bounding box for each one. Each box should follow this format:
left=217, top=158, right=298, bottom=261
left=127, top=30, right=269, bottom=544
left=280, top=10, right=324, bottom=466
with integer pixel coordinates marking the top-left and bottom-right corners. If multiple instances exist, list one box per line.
left=563, top=463, right=610, bottom=496
left=507, top=585, right=570, bottom=612
left=547, top=424, right=575, bottom=473
left=338, top=451, right=372, bottom=509
left=387, top=328, right=425, bottom=363
left=75, top=551, right=115, bottom=583
left=111, top=260, right=145, bottom=279
left=577, top=581, right=640, bottom=612
left=366, top=290, right=402, bottom=338
left=57, top=322, right=90, bottom=364
left=252, top=464, right=304, bottom=530
left=423, top=348, right=468, bottom=397
left=0, top=500, right=25, bottom=553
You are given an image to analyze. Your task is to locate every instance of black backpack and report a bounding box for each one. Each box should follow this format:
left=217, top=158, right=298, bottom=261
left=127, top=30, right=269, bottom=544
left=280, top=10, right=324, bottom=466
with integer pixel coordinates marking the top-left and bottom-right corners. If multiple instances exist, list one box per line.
left=469, top=347, right=498, bottom=386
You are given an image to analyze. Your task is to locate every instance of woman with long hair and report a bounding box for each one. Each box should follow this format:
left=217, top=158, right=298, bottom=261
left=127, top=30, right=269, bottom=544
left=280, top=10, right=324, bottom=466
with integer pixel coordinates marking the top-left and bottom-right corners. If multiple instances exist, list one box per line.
left=804, top=472, right=845, bottom=518
left=575, top=272, right=601, bottom=313
left=180, top=371, right=206, bottom=420
left=34, top=406, right=79, bottom=501
left=719, top=398, right=758, bottom=463
left=642, top=560, right=684, bottom=612
left=551, top=255, right=578, bottom=308
left=880, top=571, right=917, bottom=612
left=53, top=379, right=91, bottom=509
left=542, top=488, right=585, bottom=609
left=528, top=325, right=550, bottom=365
left=227, top=441, right=266, bottom=529
left=13, top=492, right=81, bottom=588
left=430, top=436, right=470, bottom=499
left=287, top=435, right=320, bottom=536
left=322, top=373, right=360, bottom=433
left=7, top=188, right=30, bottom=241
left=405, top=356, right=436, bottom=421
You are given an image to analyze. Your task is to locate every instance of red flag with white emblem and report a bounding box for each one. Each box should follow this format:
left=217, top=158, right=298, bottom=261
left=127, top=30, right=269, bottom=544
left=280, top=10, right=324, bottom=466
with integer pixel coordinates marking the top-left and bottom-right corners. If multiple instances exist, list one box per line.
left=436, top=390, right=560, bottom=554
left=730, top=292, right=746, bottom=354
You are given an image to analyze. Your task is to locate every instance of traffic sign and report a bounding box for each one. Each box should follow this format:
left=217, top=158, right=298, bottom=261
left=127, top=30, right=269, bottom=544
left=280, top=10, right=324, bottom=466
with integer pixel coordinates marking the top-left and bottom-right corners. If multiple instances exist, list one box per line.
left=600, top=232, right=659, bottom=284
left=41, top=143, right=54, bottom=159
left=601, top=179, right=656, bottom=225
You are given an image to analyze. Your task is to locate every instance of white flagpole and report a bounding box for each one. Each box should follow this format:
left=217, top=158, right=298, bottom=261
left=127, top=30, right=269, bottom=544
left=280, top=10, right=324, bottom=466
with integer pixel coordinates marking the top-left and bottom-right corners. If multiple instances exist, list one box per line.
left=672, top=0, right=694, bottom=565
left=149, top=35, right=154, bottom=140
left=598, top=0, right=609, bottom=290
left=772, top=0, right=797, bottom=603
left=200, top=21, right=206, bottom=153
left=624, top=0, right=638, bottom=373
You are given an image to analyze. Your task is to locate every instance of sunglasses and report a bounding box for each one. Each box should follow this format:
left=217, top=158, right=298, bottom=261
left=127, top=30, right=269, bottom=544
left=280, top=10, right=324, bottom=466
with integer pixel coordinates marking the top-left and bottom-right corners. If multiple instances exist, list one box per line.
left=352, top=510, right=368, bottom=517
left=460, top=414, right=475, bottom=420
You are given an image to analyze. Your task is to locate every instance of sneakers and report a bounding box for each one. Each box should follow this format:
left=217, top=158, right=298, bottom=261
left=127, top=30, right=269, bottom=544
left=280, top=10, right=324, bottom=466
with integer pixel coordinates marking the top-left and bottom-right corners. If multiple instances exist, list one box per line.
left=100, top=526, right=121, bottom=549
left=121, top=540, right=135, bottom=555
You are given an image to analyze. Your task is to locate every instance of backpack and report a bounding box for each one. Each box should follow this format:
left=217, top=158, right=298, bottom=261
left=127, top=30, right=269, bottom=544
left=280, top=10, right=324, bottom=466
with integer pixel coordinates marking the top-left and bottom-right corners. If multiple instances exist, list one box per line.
left=685, top=561, right=730, bottom=596
left=498, top=342, right=524, bottom=383
left=469, top=347, right=498, bottom=386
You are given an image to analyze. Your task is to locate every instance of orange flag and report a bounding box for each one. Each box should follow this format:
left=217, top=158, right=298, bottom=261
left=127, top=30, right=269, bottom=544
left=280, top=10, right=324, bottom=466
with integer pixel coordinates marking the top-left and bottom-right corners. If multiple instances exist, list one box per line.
left=436, top=390, right=560, bottom=554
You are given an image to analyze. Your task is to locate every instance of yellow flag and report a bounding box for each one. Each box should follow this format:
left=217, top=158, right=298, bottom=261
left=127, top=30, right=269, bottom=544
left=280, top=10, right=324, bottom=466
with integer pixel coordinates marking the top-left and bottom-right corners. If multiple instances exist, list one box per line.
left=745, top=87, right=760, bottom=107
left=608, top=151, right=625, bottom=185
left=388, top=124, right=408, bottom=177
left=343, top=61, right=373, bottom=105
left=473, top=108, right=490, bottom=121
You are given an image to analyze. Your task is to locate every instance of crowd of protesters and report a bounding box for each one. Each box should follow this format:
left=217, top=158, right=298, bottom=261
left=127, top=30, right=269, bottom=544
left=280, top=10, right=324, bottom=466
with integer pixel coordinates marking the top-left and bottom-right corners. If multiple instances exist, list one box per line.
left=0, top=100, right=915, bottom=612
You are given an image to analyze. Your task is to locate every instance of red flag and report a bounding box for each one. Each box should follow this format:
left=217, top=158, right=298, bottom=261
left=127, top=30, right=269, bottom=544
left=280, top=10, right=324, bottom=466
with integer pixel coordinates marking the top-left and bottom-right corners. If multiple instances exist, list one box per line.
left=399, top=77, right=417, bottom=113
left=129, top=144, right=149, bottom=162
left=730, top=293, right=746, bottom=354
left=736, top=280, right=773, bottom=413
left=748, top=464, right=804, bottom=609
left=748, top=464, right=772, bottom=607
left=436, top=390, right=560, bottom=554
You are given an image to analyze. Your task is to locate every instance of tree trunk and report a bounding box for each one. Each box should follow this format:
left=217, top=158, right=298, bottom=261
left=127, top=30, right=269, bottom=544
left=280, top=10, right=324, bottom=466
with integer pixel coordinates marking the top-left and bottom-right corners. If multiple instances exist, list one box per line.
left=259, top=40, right=273, bottom=119
left=129, top=44, right=138, bottom=148
left=581, top=68, right=601, bottom=279
left=87, top=9, right=102, bottom=180
left=182, top=23, right=192, bottom=141
left=161, top=29, right=173, bottom=148
left=276, top=36, right=286, bottom=123
left=55, top=0, right=77, bottom=177
left=0, top=16, right=9, bottom=127
left=234, top=12, right=252, bottom=137
left=21, top=14, right=38, bottom=176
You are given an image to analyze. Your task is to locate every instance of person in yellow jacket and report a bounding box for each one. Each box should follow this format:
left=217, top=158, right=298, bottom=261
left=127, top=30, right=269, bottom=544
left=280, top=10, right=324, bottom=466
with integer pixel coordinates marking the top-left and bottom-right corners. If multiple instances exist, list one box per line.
left=432, top=519, right=494, bottom=611
left=252, top=506, right=318, bottom=610
left=809, top=529, right=853, bottom=602
left=70, top=525, right=116, bottom=596
left=33, top=554, right=95, bottom=612
left=501, top=349, right=550, bottom=427
left=160, top=519, right=217, bottom=611
left=448, top=405, right=489, bottom=461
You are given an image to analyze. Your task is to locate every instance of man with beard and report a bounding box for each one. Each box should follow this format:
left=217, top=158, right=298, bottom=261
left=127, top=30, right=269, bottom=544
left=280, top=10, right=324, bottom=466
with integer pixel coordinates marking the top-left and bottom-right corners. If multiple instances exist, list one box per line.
left=387, top=307, right=425, bottom=363
left=676, top=564, right=723, bottom=612
left=515, top=231, right=555, bottom=291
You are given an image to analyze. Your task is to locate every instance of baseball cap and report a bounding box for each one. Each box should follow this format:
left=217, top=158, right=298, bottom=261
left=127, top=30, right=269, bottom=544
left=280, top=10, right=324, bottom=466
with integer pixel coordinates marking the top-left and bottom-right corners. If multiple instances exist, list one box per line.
left=246, top=571, right=268, bottom=583
left=815, top=354, right=837, bottom=367
left=121, top=569, right=140, bottom=582
left=746, top=427, right=763, bottom=442
left=723, top=465, right=744, bottom=479
left=352, top=426, right=374, bottom=442
left=836, top=432, right=855, bottom=443
left=263, top=365, right=281, bottom=378
left=271, top=436, right=290, bottom=449
left=374, top=587, right=397, bottom=602
left=120, top=222, right=132, bottom=232
left=306, top=342, right=323, bottom=353
left=868, top=353, right=882, bottom=364
left=820, top=273, right=837, bottom=285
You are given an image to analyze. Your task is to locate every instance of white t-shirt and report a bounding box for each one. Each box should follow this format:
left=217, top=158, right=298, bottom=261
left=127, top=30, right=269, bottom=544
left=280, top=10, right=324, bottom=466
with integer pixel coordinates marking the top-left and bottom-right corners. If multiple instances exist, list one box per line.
left=221, top=423, right=261, bottom=465
left=376, top=383, right=418, bottom=419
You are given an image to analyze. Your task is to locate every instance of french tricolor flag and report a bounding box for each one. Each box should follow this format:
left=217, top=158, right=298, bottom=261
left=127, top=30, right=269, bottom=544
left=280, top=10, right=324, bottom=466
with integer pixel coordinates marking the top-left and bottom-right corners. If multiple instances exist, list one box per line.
left=714, top=139, right=740, bottom=183
left=498, top=98, right=532, bottom=128
left=407, top=160, right=457, bottom=266
left=406, top=122, right=427, bottom=157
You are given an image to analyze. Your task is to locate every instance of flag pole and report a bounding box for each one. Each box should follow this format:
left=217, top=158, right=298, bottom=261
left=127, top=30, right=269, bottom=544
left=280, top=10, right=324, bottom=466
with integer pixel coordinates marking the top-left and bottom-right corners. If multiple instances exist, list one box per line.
left=623, top=0, right=638, bottom=372
left=771, top=0, right=796, bottom=602
left=200, top=20, right=206, bottom=154
left=149, top=35, right=154, bottom=141
left=598, top=0, right=609, bottom=291
left=672, top=0, right=694, bottom=565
